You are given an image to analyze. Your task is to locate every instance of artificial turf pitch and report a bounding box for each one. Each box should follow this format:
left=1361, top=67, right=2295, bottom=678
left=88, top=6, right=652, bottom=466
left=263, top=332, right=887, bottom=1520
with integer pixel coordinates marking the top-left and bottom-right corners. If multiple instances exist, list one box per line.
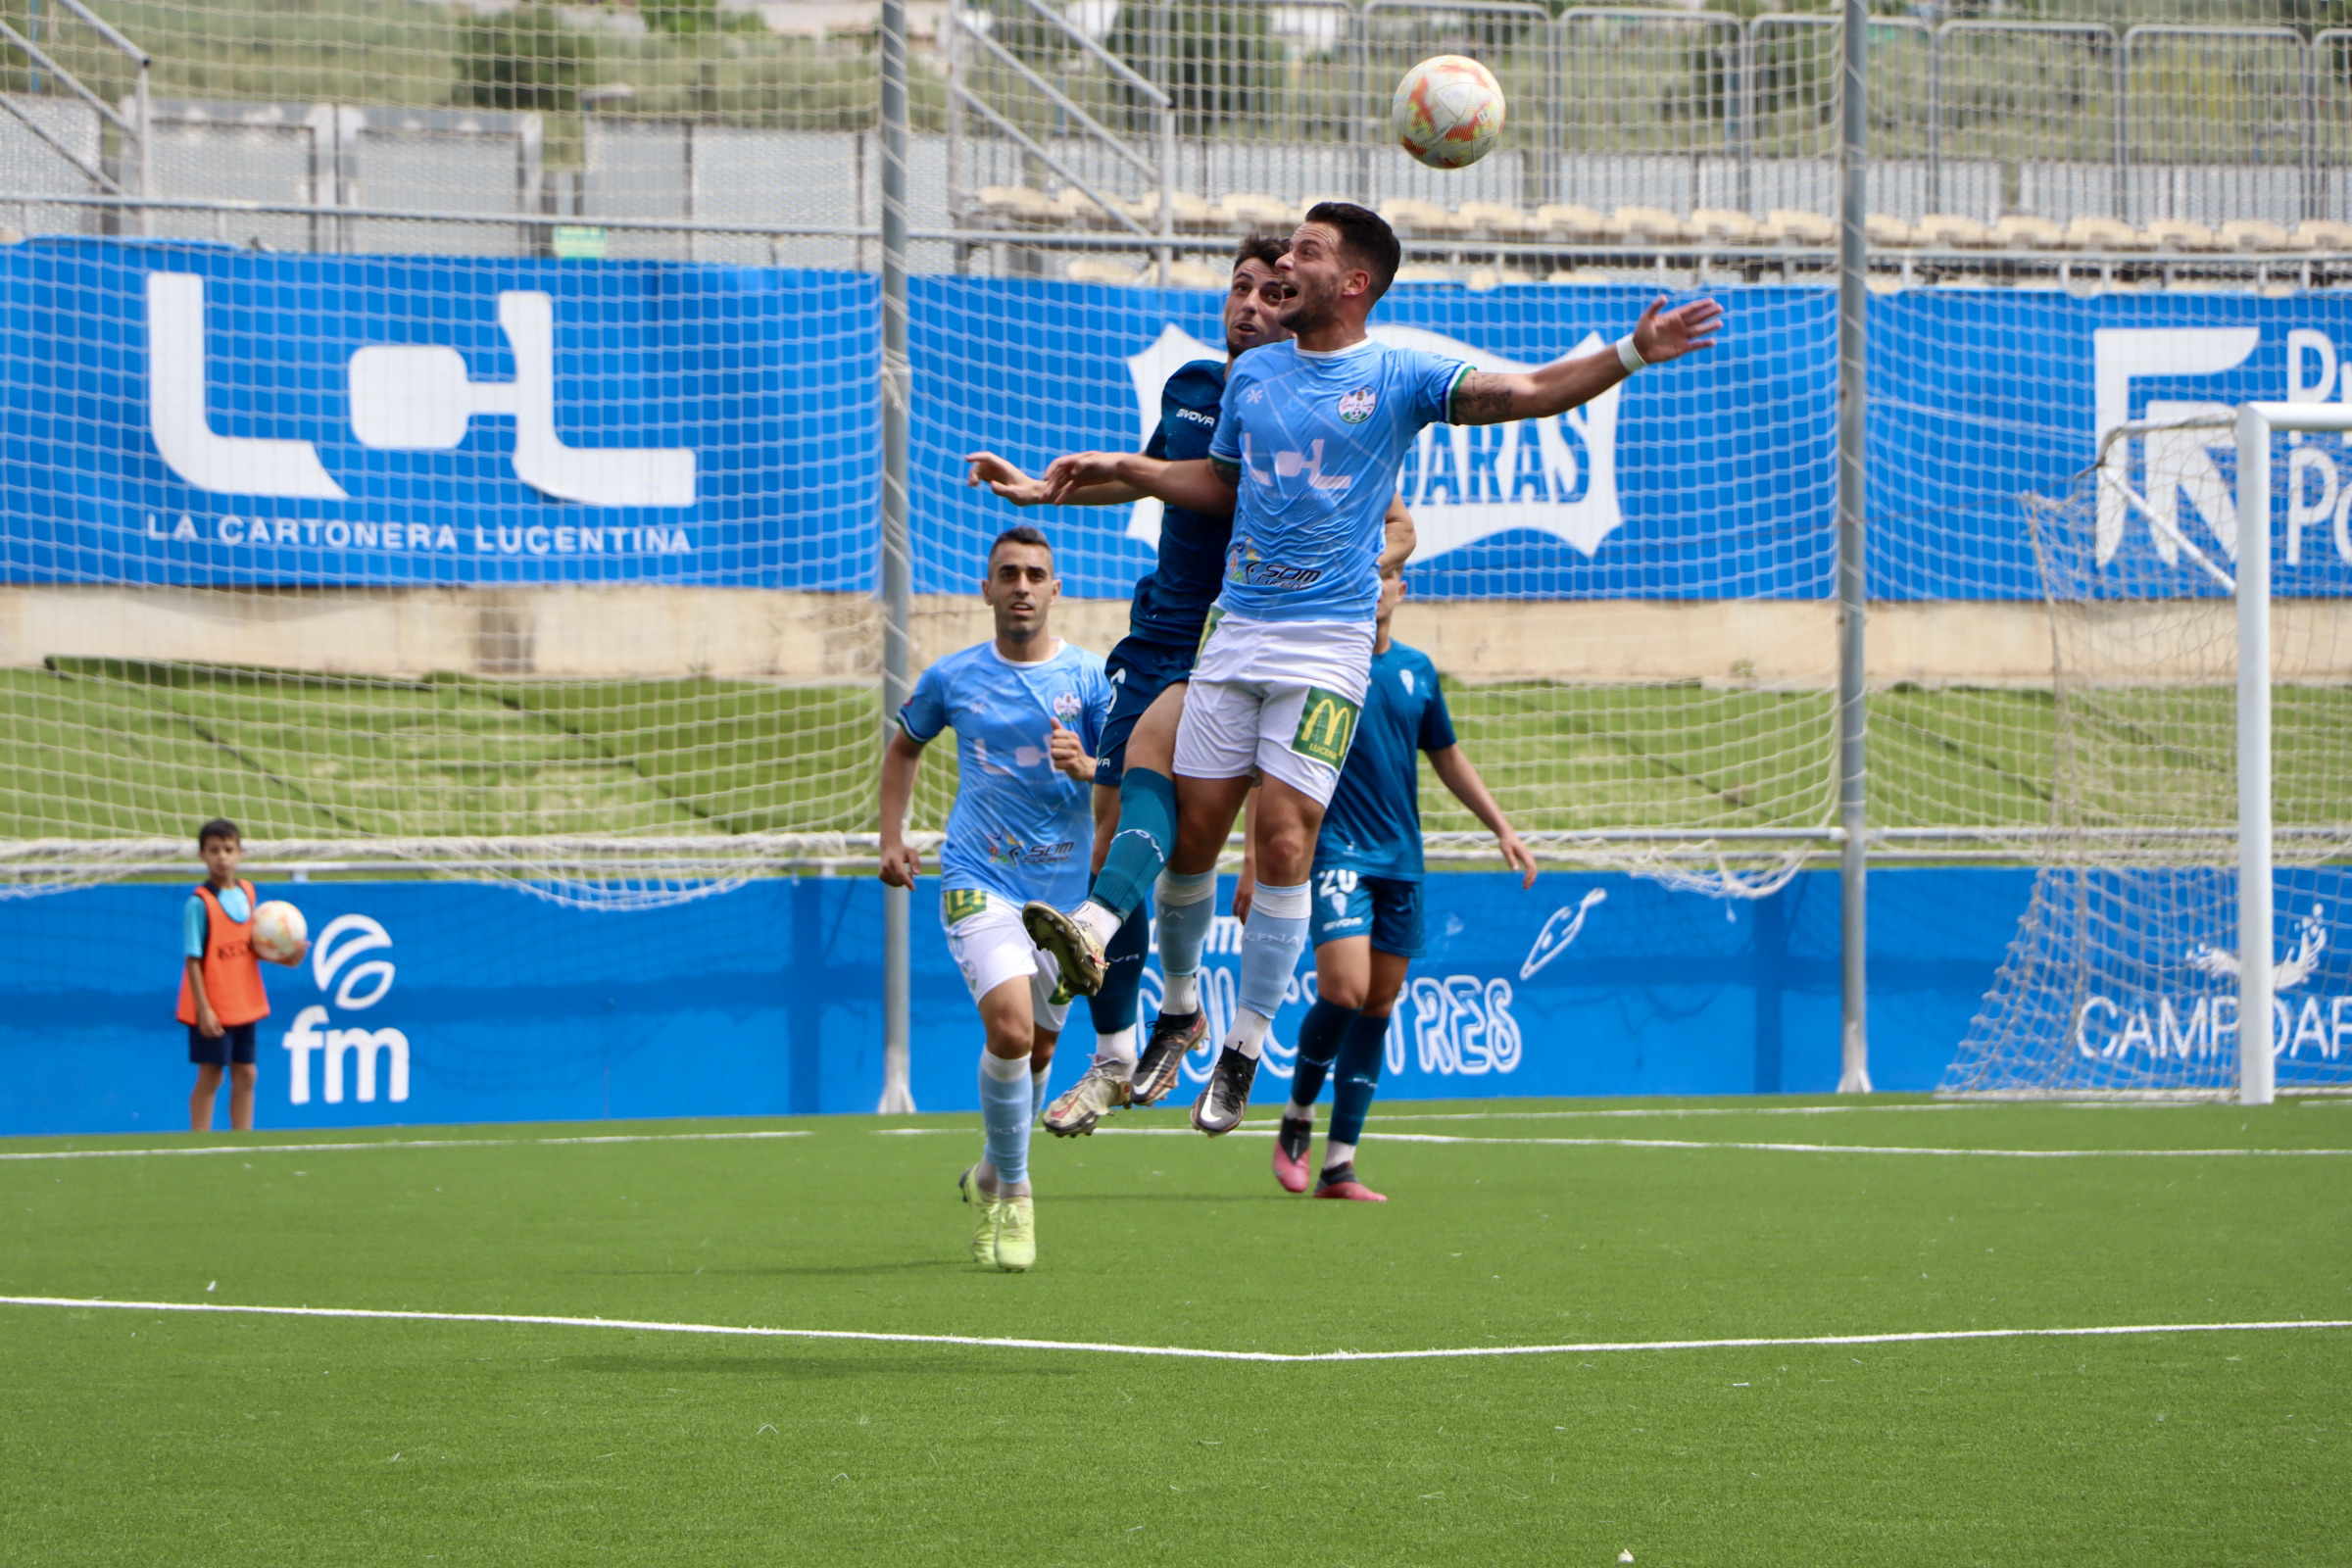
left=3, top=1097, right=2346, bottom=1566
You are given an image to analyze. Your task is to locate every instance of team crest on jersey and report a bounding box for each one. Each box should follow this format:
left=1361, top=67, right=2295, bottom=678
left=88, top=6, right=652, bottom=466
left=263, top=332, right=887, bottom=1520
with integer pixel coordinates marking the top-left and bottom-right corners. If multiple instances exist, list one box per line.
left=1052, top=691, right=1084, bottom=724
left=1337, top=386, right=1377, bottom=423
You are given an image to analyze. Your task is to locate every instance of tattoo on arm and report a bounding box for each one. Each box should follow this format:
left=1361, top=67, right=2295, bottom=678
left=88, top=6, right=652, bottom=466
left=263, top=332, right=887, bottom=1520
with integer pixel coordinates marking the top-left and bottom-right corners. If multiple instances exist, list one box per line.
left=1209, top=457, right=1242, bottom=487
left=1448, top=371, right=1519, bottom=425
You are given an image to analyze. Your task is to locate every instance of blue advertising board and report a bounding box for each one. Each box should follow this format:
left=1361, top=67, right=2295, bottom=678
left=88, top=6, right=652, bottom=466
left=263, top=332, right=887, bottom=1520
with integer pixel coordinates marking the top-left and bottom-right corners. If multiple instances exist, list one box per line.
left=1871, top=289, right=2352, bottom=601
left=3, top=240, right=2348, bottom=604
left=909, top=278, right=1839, bottom=602
left=0, top=240, right=878, bottom=588
left=1, top=867, right=2042, bottom=1139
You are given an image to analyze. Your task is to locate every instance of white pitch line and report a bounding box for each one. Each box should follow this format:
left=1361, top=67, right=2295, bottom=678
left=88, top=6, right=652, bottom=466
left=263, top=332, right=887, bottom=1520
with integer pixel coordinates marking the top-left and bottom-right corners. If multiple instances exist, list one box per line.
left=1017, top=1126, right=2351, bottom=1157
left=0, top=1130, right=809, bottom=1163
left=1300, top=1132, right=2352, bottom=1158
left=2, top=1295, right=2345, bottom=1364
left=1374, top=1105, right=1984, bottom=1121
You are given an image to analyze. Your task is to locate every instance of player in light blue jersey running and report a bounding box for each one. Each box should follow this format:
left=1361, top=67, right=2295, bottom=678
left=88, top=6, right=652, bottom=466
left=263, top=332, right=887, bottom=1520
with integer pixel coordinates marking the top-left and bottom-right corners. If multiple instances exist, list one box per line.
left=878, top=525, right=1111, bottom=1272
left=1030, top=202, right=1721, bottom=1135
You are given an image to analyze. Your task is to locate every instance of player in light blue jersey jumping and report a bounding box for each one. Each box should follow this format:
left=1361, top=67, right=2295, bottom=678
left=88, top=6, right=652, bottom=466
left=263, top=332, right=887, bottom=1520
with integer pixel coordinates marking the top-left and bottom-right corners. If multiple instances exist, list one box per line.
left=964, top=236, right=1417, bottom=1139
left=1030, top=202, right=1721, bottom=1135
left=878, top=525, right=1111, bottom=1272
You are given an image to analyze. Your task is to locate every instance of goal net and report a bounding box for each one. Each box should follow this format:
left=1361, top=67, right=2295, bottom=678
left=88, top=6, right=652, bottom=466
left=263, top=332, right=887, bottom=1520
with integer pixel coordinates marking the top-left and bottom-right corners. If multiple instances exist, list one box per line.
left=1940, top=415, right=2352, bottom=1097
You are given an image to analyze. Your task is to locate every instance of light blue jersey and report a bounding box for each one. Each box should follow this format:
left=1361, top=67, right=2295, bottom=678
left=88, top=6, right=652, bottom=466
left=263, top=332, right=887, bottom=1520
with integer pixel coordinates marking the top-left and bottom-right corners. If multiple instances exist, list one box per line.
left=1207, top=338, right=1470, bottom=622
left=898, top=639, right=1112, bottom=910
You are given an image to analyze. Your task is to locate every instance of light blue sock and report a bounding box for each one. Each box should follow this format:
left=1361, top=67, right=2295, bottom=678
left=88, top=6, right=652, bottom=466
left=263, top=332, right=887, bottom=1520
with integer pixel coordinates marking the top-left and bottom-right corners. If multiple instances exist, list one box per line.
left=1231, top=880, right=1311, bottom=1059
left=1153, top=868, right=1218, bottom=1009
left=979, top=1054, right=1032, bottom=1185
left=1030, top=1059, right=1054, bottom=1123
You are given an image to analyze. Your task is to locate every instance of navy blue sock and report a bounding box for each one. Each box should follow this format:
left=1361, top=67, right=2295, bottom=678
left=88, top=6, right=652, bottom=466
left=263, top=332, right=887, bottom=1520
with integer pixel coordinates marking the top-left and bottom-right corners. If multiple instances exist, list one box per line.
left=1328, top=1011, right=1391, bottom=1148
left=1087, top=890, right=1152, bottom=1040
left=1089, top=768, right=1176, bottom=922
left=1289, top=998, right=1353, bottom=1111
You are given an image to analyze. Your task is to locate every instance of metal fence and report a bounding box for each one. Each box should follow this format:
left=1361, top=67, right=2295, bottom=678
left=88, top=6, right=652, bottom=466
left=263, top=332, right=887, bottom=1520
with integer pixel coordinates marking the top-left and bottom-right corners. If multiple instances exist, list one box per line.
left=2, top=5, right=2351, bottom=275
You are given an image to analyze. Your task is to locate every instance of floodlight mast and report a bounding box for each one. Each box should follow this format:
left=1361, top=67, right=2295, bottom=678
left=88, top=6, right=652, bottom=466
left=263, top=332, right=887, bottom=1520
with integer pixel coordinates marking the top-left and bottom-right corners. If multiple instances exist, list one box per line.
left=2233, top=401, right=2352, bottom=1106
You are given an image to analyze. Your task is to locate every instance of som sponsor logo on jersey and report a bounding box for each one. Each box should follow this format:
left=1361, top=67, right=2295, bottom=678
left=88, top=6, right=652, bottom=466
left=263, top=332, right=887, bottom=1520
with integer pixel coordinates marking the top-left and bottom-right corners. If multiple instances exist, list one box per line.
left=2093, top=325, right=2352, bottom=578
left=1123, top=322, right=1623, bottom=558
left=280, top=913, right=412, bottom=1106
left=2072, top=906, right=2351, bottom=1065
left=137, top=272, right=698, bottom=547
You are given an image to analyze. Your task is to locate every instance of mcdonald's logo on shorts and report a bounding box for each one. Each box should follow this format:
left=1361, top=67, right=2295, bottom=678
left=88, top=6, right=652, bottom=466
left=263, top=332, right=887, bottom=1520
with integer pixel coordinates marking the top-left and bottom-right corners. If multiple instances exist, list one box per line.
left=1292, top=687, right=1361, bottom=767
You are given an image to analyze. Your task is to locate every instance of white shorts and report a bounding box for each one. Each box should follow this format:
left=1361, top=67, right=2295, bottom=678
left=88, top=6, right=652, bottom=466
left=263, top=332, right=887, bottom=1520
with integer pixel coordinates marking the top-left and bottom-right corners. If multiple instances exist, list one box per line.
left=941, top=889, right=1069, bottom=1032
left=1171, top=612, right=1375, bottom=807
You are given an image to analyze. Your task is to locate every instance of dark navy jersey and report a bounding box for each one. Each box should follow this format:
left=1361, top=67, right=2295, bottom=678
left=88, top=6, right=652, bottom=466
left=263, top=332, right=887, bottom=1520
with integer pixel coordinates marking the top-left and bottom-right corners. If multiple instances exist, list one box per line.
left=1313, top=640, right=1457, bottom=882
left=1127, top=359, right=1233, bottom=645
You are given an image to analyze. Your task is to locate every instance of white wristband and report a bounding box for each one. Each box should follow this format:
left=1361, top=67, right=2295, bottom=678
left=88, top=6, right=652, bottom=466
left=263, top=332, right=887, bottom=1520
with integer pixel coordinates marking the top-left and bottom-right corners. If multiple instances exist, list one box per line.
left=1615, top=333, right=1646, bottom=373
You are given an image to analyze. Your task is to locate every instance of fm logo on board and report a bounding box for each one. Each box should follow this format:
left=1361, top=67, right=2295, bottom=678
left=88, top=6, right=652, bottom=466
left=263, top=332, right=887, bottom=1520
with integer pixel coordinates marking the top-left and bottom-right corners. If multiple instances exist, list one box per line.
left=280, top=912, right=412, bottom=1105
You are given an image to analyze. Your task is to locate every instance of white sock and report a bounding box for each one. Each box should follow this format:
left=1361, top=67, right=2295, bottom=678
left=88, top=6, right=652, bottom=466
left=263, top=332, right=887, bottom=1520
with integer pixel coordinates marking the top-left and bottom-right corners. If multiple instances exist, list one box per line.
left=1226, top=1007, right=1273, bottom=1061
left=1323, top=1140, right=1356, bottom=1170
left=1095, top=1025, right=1138, bottom=1071
left=1284, top=1101, right=1314, bottom=1123
left=1162, top=971, right=1199, bottom=1014
left=1075, top=899, right=1121, bottom=947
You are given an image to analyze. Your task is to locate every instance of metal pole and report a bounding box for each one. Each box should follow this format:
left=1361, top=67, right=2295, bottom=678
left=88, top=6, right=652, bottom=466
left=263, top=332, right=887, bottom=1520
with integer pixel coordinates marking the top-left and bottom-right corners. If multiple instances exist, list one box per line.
left=1835, top=0, right=1872, bottom=1096
left=134, top=61, right=150, bottom=237
left=877, top=0, right=917, bottom=1115
left=943, top=0, right=963, bottom=274
left=2234, top=404, right=2274, bottom=1107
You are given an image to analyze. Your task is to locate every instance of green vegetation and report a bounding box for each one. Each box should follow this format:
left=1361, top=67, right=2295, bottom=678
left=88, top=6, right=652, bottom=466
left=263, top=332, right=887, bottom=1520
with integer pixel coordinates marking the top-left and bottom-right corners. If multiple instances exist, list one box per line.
left=6, top=659, right=2348, bottom=847
left=2, top=1098, right=2346, bottom=1564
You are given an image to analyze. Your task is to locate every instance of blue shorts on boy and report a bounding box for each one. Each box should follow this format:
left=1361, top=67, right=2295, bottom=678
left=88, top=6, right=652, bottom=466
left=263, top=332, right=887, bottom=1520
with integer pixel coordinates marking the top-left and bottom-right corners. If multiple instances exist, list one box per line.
left=188, top=1020, right=259, bottom=1066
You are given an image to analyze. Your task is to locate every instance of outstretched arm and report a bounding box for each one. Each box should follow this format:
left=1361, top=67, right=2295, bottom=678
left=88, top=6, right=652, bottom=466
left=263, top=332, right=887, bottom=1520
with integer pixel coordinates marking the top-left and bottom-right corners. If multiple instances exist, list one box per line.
left=1041, top=453, right=1238, bottom=518
left=1381, top=494, right=1416, bottom=572
left=1447, top=296, right=1724, bottom=427
left=963, top=451, right=1145, bottom=509
left=1428, top=744, right=1537, bottom=888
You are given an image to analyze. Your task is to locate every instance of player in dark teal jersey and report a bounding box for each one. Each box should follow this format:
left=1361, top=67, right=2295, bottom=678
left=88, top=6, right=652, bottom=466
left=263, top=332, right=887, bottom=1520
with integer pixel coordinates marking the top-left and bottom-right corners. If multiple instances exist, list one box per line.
left=1241, top=558, right=1538, bottom=1200
left=965, top=234, right=1414, bottom=1137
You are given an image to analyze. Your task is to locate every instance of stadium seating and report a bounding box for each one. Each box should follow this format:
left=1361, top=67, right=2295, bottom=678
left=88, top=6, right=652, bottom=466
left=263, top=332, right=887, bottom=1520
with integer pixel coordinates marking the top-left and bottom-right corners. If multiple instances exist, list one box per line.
left=976, top=178, right=2352, bottom=289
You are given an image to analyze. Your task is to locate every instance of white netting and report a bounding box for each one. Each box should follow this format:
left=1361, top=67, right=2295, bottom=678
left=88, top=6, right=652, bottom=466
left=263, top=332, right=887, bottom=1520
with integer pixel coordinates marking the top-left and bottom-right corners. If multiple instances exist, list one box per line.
left=2, top=0, right=2350, bottom=928
left=1940, top=422, right=2352, bottom=1096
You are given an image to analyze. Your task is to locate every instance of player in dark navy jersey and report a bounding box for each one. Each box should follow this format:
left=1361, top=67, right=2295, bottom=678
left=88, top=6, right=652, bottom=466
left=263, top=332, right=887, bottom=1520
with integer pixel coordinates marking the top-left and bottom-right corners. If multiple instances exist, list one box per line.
left=1239, top=558, right=1538, bottom=1200
left=965, top=234, right=1414, bottom=1138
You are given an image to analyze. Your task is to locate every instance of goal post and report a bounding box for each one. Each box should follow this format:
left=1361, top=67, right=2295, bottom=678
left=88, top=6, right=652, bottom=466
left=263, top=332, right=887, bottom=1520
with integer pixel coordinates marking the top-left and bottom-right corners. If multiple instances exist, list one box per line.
left=1945, top=398, right=2352, bottom=1104
left=2236, top=400, right=2352, bottom=1105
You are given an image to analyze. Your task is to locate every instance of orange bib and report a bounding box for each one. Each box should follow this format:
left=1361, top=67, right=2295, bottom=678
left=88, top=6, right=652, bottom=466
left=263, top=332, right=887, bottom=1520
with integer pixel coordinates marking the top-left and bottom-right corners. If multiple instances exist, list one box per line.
left=176, top=880, right=270, bottom=1028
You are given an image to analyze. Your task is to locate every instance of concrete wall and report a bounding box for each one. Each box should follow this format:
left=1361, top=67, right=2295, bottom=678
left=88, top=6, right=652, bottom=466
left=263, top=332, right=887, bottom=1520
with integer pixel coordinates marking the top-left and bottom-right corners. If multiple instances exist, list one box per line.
left=3, top=584, right=2346, bottom=687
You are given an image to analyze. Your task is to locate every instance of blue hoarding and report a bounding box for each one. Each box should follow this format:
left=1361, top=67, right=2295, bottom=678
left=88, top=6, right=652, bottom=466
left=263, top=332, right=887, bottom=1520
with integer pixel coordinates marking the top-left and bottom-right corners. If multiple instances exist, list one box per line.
left=0, top=240, right=878, bottom=589
left=3, top=240, right=2349, bottom=604
left=2, top=867, right=2038, bottom=1138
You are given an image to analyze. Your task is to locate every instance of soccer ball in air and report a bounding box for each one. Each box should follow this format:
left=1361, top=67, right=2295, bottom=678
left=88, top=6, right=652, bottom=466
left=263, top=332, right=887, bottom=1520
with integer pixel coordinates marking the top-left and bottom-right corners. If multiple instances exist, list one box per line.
left=1392, top=55, right=1505, bottom=171
left=252, top=900, right=308, bottom=963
